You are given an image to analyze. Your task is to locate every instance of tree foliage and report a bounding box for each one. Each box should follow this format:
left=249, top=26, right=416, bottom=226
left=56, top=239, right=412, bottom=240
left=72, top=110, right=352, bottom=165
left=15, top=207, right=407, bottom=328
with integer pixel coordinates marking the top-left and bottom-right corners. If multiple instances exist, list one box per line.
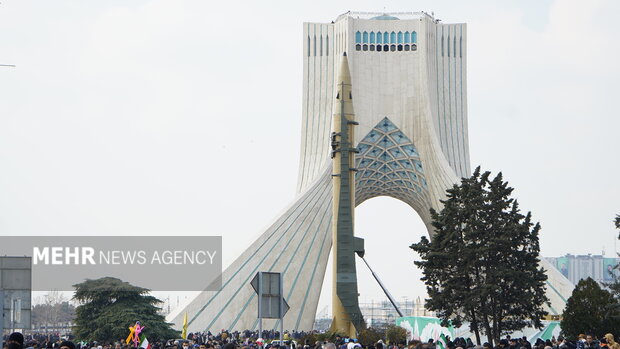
left=384, top=325, right=407, bottom=345
left=299, top=330, right=343, bottom=346
left=560, top=277, right=620, bottom=339
left=410, top=167, right=548, bottom=346
left=72, top=277, right=179, bottom=343
left=357, top=327, right=383, bottom=346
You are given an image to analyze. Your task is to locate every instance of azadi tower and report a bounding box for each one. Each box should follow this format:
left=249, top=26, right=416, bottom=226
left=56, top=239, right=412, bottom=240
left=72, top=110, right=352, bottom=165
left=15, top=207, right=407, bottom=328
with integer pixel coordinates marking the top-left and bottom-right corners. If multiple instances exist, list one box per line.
left=168, top=11, right=571, bottom=335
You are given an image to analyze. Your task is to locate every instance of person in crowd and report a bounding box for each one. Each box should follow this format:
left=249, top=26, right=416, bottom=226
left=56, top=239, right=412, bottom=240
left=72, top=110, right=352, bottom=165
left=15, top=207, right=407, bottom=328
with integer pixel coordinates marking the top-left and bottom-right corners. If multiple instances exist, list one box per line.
left=446, top=339, right=454, bottom=349
left=604, top=335, right=619, bottom=349
left=7, top=333, right=25, bottom=349
left=508, top=339, right=519, bottom=349
left=577, top=336, right=587, bottom=349
left=584, top=335, right=599, bottom=349
left=59, top=342, right=75, bottom=349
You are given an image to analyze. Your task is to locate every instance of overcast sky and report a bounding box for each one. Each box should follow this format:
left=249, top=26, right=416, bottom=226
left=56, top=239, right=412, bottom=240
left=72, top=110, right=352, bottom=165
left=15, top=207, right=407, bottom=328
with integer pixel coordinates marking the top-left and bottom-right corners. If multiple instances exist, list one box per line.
left=1, top=0, right=619, bottom=315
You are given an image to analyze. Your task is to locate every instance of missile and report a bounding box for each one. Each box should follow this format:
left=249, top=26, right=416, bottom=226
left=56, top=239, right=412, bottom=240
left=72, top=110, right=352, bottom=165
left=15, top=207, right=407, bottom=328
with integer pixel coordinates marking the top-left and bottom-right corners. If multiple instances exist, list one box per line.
left=330, top=52, right=364, bottom=337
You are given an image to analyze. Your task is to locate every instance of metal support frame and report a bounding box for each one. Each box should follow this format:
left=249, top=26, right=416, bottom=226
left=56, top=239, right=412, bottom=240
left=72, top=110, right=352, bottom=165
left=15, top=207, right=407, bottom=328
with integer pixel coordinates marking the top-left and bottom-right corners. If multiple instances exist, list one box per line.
left=359, top=256, right=404, bottom=317
left=279, top=276, right=283, bottom=347
left=0, top=289, right=4, bottom=347
left=257, top=272, right=263, bottom=347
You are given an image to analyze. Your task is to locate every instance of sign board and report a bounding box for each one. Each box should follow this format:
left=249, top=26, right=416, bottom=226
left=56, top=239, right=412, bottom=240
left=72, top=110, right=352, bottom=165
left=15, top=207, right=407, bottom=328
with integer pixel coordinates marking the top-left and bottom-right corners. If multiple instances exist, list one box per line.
left=0, top=236, right=222, bottom=291
left=250, top=272, right=289, bottom=319
left=0, top=257, right=32, bottom=330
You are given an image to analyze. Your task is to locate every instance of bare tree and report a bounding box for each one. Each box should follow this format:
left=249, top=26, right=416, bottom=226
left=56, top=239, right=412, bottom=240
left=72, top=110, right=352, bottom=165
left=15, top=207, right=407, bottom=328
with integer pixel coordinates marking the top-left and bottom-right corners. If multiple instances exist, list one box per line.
left=32, top=291, right=75, bottom=332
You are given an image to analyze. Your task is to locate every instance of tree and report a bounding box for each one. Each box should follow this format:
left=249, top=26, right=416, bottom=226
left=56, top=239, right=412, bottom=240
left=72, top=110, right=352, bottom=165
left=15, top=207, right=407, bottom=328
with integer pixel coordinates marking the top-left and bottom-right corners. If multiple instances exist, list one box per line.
left=32, top=291, right=76, bottom=331
left=411, top=167, right=548, bottom=346
left=72, top=277, right=179, bottom=342
left=314, top=331, right=343, bottom=343
left=358, top=327, right=383, bottom=346
left=384, top=325, right=407, bottom=345
left=560, top=277, right=620, bottom=338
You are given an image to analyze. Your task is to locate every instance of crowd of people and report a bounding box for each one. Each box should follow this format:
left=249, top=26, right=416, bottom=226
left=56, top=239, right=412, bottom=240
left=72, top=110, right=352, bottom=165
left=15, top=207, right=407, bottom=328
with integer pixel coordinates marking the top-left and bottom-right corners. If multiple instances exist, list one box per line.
left=3, top=331, right=620, bottom=349
left=3, top=333, right=79, bottom=349
left=187, top=330, right=315, bottom=343
left=420, top=334, right=620, bottom=349
left=1, top=330, right=308, bottom=349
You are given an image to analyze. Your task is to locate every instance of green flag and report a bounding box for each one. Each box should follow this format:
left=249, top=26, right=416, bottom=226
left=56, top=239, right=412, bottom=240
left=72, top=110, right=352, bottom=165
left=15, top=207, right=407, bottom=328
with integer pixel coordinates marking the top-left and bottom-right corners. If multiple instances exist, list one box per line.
left=437, top=334, right=448, bottom=349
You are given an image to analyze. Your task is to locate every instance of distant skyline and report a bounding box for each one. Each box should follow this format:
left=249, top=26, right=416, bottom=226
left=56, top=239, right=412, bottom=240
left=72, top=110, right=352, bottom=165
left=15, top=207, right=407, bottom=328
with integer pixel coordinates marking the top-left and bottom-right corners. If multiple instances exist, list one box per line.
left=1, top=0, right=619, bottom=316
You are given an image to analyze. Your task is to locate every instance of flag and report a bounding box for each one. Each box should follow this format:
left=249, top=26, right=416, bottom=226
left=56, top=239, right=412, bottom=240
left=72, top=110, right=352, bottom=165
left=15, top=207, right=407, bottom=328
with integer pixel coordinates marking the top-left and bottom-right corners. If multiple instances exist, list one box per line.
left=437, top=334, right=448, bottom=349
left=182, top=312, right=188, bottom=339
left=139, top=335, right=151, bottom=349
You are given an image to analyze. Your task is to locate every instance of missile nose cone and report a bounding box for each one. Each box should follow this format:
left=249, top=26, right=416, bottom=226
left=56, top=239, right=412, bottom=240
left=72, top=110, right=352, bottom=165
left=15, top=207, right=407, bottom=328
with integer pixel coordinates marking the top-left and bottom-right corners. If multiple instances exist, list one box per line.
left=338, top=52, right=351, bottom=84
left=334, top=51, right=354, bottom=110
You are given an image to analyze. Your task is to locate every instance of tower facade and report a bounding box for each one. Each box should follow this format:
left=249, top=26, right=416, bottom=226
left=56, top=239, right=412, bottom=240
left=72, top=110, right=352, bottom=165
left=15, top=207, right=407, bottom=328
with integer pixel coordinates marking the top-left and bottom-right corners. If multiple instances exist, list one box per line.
left=168, top=11, right=470, bottom=333
left=298, top=11, right=469, bottom=230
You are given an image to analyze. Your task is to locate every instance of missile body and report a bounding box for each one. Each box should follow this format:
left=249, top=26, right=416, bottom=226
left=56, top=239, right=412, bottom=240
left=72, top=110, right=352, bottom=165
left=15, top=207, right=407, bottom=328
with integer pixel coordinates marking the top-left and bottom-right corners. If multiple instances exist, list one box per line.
left=330, top=53, right=364, bottom=337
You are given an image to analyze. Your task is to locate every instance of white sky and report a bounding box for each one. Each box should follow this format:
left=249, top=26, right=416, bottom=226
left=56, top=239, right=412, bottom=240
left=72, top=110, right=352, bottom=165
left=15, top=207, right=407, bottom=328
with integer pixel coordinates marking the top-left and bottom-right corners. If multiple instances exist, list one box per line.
left=1, top=0, right=619, bottom=316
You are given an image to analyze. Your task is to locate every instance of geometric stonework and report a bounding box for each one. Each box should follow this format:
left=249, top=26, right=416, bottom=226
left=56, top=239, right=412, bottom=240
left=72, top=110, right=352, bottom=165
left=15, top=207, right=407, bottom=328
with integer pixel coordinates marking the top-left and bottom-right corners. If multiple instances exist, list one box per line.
left=355, top=117, right=433, bottom=218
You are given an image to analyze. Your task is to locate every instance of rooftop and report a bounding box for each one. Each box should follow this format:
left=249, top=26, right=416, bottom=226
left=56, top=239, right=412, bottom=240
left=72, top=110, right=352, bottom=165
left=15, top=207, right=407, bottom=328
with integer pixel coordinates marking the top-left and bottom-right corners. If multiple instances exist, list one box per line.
left=370, top=14, right=400, bottom=20
left=335, top=11, right=436, bottom=22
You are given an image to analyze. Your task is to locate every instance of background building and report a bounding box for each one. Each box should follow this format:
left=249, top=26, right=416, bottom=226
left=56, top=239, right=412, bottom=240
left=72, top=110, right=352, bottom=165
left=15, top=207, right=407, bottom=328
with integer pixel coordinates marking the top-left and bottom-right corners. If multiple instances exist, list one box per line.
left=546, top=254, right=620, bottom=285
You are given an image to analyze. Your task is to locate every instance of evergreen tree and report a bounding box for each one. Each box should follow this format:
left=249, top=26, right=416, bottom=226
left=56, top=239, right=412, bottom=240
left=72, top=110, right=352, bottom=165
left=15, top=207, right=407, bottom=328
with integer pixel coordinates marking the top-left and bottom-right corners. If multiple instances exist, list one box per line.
left=72, top=277, right=179, bottom=342
left=411, top=167, right=548, bottom=346
left=560, top=277, right=620, bottom=339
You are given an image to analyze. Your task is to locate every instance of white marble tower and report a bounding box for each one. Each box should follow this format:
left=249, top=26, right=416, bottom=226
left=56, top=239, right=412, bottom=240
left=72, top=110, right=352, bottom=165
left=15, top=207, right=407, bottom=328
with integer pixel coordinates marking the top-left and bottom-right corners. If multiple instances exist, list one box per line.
left=168, top=11, right=470, bottom=333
